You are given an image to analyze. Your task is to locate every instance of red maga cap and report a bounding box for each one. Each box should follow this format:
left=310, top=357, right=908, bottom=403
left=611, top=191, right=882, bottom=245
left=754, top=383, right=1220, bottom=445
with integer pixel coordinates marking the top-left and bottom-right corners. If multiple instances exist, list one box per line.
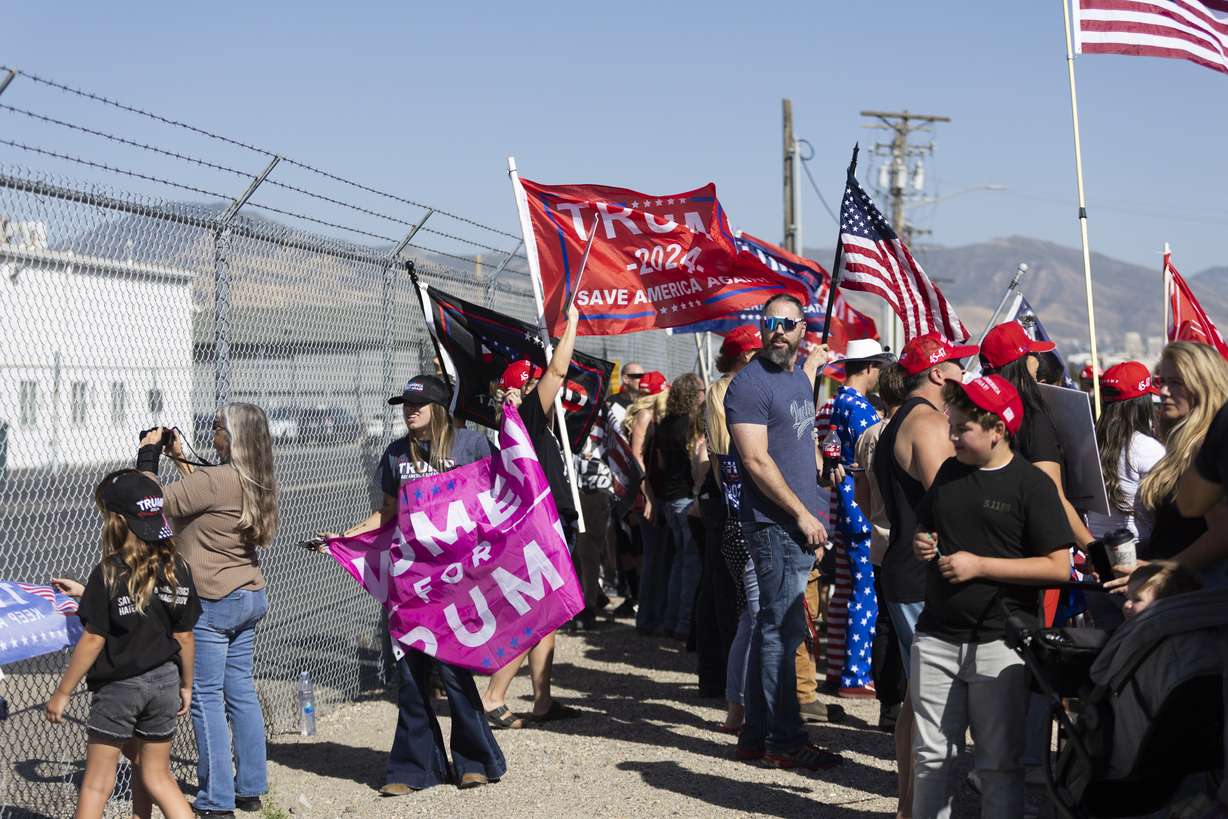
left=499, top=359, right=545, bottom=391
left=720, top=324, right=763, bottom=357
left=958, top=374, right=1023, bottom=435
left=981, top=321, right=1056, bottom=369
left=898, top=332, right=980, bottom=375
left=638, top=371, right=667, bottom=396
left=1100, top=361, right=1160, bottom=401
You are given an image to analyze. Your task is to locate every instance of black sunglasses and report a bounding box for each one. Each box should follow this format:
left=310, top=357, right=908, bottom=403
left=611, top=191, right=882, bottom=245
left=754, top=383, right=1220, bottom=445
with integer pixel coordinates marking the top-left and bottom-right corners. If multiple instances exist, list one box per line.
left=761, top=316, right=803, bottom=333
left=623, top=372, right=645, bottom=380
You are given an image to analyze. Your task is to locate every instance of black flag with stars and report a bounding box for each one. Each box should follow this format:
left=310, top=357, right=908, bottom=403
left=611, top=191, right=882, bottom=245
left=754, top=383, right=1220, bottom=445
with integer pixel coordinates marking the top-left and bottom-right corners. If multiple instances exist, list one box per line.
left=424, top=286, right=614, bottom=450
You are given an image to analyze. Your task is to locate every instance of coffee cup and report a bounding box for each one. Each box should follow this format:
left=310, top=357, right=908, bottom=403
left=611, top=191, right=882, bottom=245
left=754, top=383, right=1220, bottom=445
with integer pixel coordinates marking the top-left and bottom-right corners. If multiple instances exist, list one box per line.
left=1103, top=528, right=1137, bottom=569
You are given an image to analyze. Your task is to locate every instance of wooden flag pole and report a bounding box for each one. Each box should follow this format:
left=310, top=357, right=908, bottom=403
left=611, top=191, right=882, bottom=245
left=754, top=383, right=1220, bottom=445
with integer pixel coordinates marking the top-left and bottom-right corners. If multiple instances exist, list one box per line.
left=1062, top=0, right=1103, bottom=418
left=507, top=156, right=586, bottom=534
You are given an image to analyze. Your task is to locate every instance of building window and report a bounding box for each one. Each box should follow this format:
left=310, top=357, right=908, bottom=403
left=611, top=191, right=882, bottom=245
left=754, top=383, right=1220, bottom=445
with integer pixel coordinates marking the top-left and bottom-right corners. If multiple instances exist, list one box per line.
left=19, top=381, right=37, bottom=427
left=111, top=382, right=127, bottom=426
left=71, top=382, right=88, bottom=426
left=148, top=388, right=164, bottom=415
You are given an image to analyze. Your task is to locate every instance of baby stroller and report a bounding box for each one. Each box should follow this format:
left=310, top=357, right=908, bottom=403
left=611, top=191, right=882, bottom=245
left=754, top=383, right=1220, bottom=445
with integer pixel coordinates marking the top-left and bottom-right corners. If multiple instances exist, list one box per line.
left=1007, top=585, right=1228, bottom=819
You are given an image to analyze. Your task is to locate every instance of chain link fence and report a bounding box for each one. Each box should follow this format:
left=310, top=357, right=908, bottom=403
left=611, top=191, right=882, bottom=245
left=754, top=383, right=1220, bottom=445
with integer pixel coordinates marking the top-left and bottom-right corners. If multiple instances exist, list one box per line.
left=0, top=68, right=707, bottom=818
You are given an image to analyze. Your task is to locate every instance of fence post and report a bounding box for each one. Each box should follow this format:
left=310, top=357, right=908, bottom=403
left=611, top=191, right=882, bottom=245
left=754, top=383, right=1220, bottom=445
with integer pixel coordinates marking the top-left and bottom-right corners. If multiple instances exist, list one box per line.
left=212, top=156, right=279, bottom=410
left=381, top=209, right=433, bottom=434
left=0, top=68, right=17, bottom=98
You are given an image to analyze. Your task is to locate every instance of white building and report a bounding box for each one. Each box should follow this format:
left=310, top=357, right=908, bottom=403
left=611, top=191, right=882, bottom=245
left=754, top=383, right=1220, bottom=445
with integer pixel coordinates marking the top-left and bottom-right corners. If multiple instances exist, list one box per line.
left=0, top=221, right=193, bottom=470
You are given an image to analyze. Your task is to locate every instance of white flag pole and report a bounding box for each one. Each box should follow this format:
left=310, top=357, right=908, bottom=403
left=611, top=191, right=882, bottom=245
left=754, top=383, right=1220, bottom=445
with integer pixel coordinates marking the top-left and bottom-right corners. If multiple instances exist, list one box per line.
left=1062, top=0, right=1103, bottom=418
left=1163, top=242, right=1171, bottom=343
left=976, top=263, right=1030, bottom=346
left=507, top=156, right=587, bottom=535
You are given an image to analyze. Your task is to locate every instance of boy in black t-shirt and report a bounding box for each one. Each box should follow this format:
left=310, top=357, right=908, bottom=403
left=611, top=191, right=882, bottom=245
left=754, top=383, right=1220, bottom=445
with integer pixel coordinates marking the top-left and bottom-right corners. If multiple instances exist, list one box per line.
left=45, top=470, right=200, bottom=819
left=910, top=376, right=1073, bottom=819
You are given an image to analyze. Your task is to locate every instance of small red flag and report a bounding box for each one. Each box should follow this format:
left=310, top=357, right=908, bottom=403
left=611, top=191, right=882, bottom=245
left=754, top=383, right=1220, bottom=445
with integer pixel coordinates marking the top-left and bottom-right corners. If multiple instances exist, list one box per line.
left=1166, top=252, right=1228, bottom=360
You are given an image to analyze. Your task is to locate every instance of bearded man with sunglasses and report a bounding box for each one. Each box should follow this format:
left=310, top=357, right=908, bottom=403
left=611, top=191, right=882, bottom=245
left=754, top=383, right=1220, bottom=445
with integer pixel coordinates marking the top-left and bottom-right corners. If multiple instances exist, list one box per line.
left=724, top=294, right=842, bottom=772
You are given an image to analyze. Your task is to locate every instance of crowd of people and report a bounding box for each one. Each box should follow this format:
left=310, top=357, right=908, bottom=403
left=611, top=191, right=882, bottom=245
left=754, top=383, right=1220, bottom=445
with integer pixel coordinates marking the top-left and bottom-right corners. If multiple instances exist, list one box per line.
left=38, top=290, right=1228, bottom=818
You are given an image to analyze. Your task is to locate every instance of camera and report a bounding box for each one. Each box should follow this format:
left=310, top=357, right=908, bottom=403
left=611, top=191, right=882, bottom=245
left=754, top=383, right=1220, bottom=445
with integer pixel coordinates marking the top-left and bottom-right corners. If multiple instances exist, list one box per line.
left=139, top=427, right=175, bottom=449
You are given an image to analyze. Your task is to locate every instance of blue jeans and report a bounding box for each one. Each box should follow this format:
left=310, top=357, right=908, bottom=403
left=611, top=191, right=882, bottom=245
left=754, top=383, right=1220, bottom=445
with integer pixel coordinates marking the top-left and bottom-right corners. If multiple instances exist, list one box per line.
left=662, top=498, right=701, bottom=637
left=192, top=587, right=269, bottom=812
left=737, top=522, right=812, bottom=755
left=885, top=599, right=924, bottom=677
left=635, top=521, right=671, bottom=633
left=387, top=651, right=506, bottom=789
left=725, top=558, right=761, bottom=704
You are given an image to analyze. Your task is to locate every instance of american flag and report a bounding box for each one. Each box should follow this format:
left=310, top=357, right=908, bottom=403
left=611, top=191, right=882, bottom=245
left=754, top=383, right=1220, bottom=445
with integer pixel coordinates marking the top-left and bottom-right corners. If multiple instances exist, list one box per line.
left=835, top=170, right=970, bottom=343
left=16, top=582, right=79, bottom=615
left=1076, top=0, right=1228, bottom=77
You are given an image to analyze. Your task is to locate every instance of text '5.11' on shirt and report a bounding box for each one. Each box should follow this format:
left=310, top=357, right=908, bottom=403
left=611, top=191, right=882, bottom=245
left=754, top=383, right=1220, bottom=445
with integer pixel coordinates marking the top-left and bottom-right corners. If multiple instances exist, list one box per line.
left=723, top=356, right=820, bottom=535
left=916, top=454, right=1074, bottom=643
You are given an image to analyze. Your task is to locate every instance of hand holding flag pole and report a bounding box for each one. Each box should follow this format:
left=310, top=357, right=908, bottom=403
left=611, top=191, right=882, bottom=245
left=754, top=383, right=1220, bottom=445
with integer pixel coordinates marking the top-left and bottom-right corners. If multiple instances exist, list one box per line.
left=820, top=144, right=859, bottom=346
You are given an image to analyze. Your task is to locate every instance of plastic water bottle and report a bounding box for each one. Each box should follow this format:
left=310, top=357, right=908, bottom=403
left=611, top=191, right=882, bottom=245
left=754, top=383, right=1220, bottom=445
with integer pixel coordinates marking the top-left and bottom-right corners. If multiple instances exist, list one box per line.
left=297, top=671, right=316, bottom=736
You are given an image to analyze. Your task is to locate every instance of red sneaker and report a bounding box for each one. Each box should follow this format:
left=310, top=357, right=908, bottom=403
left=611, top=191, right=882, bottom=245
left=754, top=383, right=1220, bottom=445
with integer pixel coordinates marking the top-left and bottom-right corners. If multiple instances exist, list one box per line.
left=763, top=744, right=843, bottom=771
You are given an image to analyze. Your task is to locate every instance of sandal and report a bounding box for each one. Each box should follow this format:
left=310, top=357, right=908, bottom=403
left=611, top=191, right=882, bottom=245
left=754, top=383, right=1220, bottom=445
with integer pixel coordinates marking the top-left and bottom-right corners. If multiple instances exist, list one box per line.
left=528, top=700, right=580, bottom=723
left=485, top=705, right=524, bottom=730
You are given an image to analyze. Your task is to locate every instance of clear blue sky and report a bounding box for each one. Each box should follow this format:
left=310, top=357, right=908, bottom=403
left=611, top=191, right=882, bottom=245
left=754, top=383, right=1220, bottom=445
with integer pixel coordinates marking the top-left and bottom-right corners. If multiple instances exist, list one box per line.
left=5, top=1, right=1228, bottom=272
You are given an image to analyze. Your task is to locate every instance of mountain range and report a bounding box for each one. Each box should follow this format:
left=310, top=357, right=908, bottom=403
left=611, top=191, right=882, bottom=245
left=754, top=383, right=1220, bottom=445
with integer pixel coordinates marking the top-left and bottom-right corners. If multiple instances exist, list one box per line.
left=808, top=236, right=1228, bottom=351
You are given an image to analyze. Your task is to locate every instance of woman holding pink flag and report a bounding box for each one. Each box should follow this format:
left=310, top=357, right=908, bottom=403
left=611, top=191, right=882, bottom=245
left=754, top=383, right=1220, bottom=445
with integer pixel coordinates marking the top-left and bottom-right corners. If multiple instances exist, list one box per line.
left=320, top=373, right=504, bottom=797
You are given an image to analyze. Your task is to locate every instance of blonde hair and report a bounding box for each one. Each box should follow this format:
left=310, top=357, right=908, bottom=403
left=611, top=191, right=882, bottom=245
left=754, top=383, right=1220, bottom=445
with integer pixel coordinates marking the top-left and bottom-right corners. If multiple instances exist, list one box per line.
left=222, top=403, right=279, bottom=548
left=1139, top=342, right=1228, bottom=511
left=96, top=470, right=178, bottom=614
left=408, top=402, right=456, bottom=474
left=623, top=390, right=669, bottom=439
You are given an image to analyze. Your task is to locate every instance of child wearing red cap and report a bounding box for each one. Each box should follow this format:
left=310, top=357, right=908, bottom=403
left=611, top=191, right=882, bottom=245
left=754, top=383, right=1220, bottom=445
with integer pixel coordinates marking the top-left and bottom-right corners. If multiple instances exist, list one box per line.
left=1089, top=362, right=1164, bottom=542
left=909, top=375, right=1074, bottom=818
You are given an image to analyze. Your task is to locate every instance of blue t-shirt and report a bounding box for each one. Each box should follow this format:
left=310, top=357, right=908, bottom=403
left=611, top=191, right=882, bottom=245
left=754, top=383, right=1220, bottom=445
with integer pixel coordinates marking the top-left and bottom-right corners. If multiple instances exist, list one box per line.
left=724, top=356, right=821, bottom=532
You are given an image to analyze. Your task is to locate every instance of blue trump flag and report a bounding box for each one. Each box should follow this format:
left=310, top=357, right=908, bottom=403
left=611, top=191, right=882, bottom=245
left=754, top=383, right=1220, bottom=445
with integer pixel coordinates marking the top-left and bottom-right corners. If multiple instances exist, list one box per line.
left=1009, top=293, right=1076, bottom=388
left=0, top=582, right=82, bottom=666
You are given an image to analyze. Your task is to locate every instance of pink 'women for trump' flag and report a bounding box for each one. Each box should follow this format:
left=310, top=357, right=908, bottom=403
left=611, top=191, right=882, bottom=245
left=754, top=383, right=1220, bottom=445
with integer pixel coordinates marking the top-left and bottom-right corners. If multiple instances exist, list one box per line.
left=325, top=404, right=584, bottom=673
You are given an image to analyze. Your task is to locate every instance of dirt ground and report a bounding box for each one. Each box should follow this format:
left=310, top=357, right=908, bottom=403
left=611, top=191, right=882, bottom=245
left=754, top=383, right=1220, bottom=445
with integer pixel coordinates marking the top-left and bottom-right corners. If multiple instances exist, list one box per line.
left=259, top=612, right=1043, bottom=819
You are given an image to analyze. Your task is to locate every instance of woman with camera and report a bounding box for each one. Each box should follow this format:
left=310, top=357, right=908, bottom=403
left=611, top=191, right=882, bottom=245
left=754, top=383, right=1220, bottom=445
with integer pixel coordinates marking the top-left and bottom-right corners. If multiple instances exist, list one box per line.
left=139, top=404, right=278, bottom=816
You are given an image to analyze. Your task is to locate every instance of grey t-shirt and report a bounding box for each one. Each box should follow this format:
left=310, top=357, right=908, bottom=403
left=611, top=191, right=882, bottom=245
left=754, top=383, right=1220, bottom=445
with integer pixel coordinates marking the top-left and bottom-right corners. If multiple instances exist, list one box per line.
left=376, top=427, right=495, bottom=497
left=724, top=356, right=820, bottom=533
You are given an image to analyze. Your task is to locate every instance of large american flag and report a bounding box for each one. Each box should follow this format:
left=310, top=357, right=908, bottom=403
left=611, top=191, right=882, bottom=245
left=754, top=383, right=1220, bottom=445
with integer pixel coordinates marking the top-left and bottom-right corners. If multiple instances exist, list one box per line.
left=1076, top=0, right=1228, bottom=76
left=835, top=173, right=970, bottom=343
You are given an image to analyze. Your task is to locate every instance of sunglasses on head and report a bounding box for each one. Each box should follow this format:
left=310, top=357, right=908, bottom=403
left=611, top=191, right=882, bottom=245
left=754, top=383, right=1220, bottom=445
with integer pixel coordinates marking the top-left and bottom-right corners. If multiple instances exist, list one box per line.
left=761, top=316, right=803, bottom=333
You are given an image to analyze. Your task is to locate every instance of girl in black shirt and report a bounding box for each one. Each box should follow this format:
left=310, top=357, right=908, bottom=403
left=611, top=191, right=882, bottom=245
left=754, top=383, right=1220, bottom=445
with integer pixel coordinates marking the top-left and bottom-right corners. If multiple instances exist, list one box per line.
left=45, top=470, right=199, bottom=819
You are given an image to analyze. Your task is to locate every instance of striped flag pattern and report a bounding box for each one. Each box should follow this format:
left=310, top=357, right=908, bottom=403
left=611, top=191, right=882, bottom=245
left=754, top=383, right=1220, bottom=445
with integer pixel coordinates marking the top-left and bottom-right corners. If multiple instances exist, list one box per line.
left=16, top=582, right=79, bottom=614
left=1076, top=0, right=1228, bottom=77
left=835, top=173, right=970, bottom=343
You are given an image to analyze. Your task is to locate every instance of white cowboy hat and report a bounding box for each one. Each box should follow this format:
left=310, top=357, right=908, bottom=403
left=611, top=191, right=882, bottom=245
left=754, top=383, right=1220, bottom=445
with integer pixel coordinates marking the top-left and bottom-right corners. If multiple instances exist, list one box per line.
left=842, top=338, right=895, bottom=365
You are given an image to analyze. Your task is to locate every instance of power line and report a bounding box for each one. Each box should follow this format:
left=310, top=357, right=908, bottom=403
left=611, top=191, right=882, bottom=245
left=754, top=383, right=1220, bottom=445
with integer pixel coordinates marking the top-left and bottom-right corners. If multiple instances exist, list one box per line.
left=798, top=152, right=840, bottom=226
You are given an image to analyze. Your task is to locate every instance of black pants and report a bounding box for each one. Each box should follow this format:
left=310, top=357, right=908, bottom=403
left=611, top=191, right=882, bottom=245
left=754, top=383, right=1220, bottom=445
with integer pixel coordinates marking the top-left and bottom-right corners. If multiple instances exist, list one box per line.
left=871, top=574, right=907, bottom=708
left=694, top=494, right=737, bottom=698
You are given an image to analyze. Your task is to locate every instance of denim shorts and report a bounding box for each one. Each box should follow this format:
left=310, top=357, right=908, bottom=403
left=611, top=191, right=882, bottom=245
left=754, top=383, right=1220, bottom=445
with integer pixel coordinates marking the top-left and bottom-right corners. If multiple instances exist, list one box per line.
left=87, top=661, right=181, bottom=741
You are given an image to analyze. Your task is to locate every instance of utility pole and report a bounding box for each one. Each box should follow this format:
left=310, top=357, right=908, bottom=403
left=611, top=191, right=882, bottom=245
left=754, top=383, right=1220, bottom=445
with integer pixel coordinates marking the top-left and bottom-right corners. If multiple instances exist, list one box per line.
left=782, top=99, right=801, bottom=253
left=860, top=109, right=950, bottom=349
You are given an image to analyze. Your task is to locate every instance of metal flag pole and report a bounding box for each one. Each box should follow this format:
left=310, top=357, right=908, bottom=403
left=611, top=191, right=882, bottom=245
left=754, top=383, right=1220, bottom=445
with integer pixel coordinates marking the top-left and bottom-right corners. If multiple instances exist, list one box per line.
left=976, top=263, right=1030, bottom=345
left=507, top=156, right=587, bottom=534
left=1163, top=242, right=1171, bottom=341
left=1062, top=0, right=1103, bottom=417
left=694, top=334, right=711, bottom=382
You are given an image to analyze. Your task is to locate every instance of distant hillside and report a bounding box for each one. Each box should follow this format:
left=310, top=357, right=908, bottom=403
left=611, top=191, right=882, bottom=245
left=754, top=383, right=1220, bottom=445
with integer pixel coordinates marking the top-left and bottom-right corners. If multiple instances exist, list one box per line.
left=808, top=236, right=1228, bottom=350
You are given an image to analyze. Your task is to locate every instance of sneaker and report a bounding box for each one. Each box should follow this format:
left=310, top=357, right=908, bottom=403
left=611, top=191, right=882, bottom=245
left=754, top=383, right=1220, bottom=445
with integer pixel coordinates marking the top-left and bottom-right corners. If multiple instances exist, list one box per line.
left=877, top=702, right=901, bottom=733
left=234, top=796, right=263, bottom=812
left=763, top=744, right=843, bottom=771
left=837, top=685, right=877, bottom=699
left=735, top=746, right=765, bottom=762
left=799, top=699, right=846, bottom=724
left=379, top=783, right=417, bottom=797
left=193, top=811, right=236, bottom=818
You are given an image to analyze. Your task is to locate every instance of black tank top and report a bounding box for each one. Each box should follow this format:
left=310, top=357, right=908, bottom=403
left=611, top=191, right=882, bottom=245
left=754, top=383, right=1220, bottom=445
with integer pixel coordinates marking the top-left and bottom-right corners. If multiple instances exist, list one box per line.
left=874, top=396, right=936, bottom=604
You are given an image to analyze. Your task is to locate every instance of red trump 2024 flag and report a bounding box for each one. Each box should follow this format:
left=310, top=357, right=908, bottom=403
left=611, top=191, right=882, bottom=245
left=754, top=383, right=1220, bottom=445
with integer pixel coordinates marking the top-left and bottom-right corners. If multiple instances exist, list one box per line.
left=515, top=178, right=812, bottom=336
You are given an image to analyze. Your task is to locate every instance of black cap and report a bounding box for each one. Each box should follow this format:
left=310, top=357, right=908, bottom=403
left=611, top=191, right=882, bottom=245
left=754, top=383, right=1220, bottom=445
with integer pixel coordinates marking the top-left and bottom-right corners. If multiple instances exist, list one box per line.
left=388, top=374, right=452, bottom=407
left=99, top=472, right=174, bottom=542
